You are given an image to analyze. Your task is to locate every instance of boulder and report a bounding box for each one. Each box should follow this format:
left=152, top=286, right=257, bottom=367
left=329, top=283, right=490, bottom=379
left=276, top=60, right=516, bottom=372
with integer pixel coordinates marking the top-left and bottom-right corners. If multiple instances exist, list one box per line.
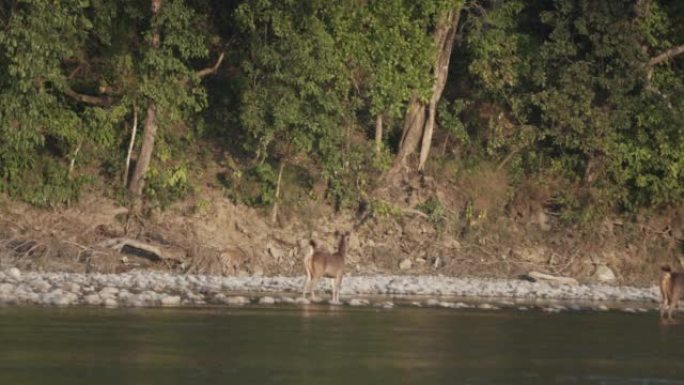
left=399, top=258, right=412, bottom=270
left=594, top=264, right=616, bottom=283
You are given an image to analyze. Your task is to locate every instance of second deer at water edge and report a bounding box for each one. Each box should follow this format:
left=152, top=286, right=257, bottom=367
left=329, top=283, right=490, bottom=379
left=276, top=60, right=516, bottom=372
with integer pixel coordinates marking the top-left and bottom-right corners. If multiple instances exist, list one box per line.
left=302, top=231, right=351, bottom=303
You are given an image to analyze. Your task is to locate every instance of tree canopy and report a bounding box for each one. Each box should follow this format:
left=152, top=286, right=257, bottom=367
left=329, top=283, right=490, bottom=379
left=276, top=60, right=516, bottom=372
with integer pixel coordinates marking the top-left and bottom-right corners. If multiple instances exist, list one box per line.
left=0, top=0, right=682, bottom=216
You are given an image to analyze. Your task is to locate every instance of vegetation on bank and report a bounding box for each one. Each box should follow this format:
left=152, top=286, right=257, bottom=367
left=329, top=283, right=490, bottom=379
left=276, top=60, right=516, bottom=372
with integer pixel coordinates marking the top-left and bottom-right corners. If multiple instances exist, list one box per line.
left=0, top=0, right=682, bottom=228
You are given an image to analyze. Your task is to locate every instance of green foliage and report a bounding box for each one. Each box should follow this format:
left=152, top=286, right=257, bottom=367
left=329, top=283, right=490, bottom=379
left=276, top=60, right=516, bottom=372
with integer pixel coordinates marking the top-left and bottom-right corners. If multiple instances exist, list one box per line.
left=0, top=0, right=215, bottom=207
left=143, top=164, right=193, bottom=209
left=234, top=0, right=463, bottom=209
left=417, top=197, right=448, bottom=230
left=437, top=99, right=468, bottom=143
left=369, top=199, right=402, bottom=218
left=221, top=162, right=277, bottom=207
left=4, top=161, right=91, bottom=208
left=0, top=0, right=683, bottom=221
left=461, top=0, right=684, bottom=213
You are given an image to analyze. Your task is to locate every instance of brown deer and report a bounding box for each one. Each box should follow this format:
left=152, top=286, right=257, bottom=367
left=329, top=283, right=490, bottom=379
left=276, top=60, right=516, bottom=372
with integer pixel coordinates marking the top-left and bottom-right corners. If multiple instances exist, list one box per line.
left=302, top=231, right=351, bottom=303
left=660, top=265, right=684, bottom=319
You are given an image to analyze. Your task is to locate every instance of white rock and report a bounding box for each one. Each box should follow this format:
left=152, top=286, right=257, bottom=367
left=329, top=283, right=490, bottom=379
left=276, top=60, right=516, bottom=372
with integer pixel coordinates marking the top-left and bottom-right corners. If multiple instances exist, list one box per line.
left=347, top=298, right=369, bottom=306
left=84, top=294, right=102, bottom=306
left=8, top=267, right=21, bottom=280
left=258, top=296, right=275, bottom=305
left=594, top=264, right=617, bottom=283
left=99, top=287, right=119, bottom=298
left=294, top=297, right=311, bottom=305
left=399, top=258, right=412, bottom=270
left=52, top=292, right=78, bottom=306
left=226, top=296, right=249, bottom=305
left=31, top=280, right=51, bottom=293
left=160, top=295, right=181, bottom=306
left=0, top=283, right=14, bottom=293
left=103, top=298, right=118, bottom=307
left=61, top=282, right=81, bottom=293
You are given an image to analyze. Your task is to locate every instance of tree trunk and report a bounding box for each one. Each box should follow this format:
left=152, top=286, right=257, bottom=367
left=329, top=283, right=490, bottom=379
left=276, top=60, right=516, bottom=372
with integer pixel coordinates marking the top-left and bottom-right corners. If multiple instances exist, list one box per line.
left=123, top=105, right=138, bottom=187
left=128, top=0, right=163, bottom=199
left=418, top=9, right=461, bottom=171
left=271, top=162, right=285, bottom=224
left=374, top=113, right=383, bottom=154
left=393, top=94, right=426, bottom=171
left=128, top=104, right=158, bottom=196
left=392, top=6, right=462, bottom=174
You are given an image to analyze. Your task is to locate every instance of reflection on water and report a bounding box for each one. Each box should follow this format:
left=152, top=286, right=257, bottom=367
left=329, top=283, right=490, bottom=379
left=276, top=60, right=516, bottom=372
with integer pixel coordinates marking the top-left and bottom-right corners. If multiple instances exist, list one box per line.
left=1, top=305, right=684, bottom=385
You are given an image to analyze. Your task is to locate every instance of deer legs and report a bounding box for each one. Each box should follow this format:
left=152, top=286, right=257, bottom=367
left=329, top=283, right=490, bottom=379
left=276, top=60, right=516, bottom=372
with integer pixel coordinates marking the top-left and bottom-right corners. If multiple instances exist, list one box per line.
left=301, top=274, right=342, bottom=303
left=331, top=275, right=342, bottom=303
left=302, top=275, right=321, bottom=300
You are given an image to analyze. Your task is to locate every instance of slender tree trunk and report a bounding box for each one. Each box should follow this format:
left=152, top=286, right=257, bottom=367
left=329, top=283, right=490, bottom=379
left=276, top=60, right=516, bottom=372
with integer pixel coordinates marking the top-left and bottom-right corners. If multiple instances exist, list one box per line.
left=68, top=141, right=81, bottom=178
left=128, top=0, right=162, bottom=199
left=374, top=113, right=383, bottom=154
left=123, top=105, right=138, bottom=187
left=129, top=104, right=158, bottom=196
left=418, top=9, right=461, bottom=171
left=271, top=162, right=285, bottom=224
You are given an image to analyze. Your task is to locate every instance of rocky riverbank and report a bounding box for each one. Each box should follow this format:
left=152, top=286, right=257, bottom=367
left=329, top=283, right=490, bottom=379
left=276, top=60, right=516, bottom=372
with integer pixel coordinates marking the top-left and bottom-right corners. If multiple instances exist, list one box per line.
left=0, top=267, right=661, bottom=313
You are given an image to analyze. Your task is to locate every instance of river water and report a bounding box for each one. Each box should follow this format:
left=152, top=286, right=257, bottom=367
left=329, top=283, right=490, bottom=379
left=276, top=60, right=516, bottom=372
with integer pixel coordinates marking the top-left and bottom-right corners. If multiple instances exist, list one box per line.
left=1, top=305, right=683, bottom=384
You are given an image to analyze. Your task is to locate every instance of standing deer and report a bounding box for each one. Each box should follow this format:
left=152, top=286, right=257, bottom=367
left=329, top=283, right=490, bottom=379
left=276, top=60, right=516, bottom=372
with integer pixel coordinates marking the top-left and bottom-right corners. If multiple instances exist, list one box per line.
left=302, top=231, right=351, bottom=303
left=660, top=265, right=684, bottom=319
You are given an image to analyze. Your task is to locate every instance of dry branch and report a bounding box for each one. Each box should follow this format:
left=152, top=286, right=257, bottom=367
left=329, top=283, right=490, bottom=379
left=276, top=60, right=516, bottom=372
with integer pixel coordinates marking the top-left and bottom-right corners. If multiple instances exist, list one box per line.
left=196, top=52, right=225, bottom=78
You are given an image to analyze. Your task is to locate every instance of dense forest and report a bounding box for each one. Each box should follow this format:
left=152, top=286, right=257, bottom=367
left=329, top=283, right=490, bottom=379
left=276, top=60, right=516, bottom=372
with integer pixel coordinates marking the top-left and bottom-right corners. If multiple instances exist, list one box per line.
left=0, top=0, right=682, bottom=225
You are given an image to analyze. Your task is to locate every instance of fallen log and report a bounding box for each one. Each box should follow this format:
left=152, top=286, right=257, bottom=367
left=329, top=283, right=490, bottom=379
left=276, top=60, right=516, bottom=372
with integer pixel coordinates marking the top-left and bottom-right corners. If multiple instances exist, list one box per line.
left=527, top=271, right=579, bottom=286
left=96, top=237, right=185, bottom=263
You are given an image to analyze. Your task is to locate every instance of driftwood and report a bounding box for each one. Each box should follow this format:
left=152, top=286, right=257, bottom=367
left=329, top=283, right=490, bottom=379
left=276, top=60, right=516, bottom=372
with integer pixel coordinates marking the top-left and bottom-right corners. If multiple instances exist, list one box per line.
left=96, top=238, right=185, bottom=263
left=527, top=271, right=579, bottom=286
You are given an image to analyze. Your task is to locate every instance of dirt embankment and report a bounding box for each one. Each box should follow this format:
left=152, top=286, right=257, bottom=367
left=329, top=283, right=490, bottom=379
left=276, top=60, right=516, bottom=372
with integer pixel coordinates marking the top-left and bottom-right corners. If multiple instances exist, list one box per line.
left=0, top=171, right=682, bottom=287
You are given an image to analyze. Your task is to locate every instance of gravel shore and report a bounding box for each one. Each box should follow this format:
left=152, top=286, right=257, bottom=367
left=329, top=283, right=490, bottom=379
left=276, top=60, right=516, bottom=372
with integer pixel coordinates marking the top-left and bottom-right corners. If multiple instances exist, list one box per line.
left=0, top=268, right=660, bottom=312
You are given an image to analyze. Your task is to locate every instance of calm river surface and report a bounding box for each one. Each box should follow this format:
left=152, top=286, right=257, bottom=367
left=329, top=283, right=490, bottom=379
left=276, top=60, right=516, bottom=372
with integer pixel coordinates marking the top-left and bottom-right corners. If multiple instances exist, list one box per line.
left=1, top=305, right=684, bottom=384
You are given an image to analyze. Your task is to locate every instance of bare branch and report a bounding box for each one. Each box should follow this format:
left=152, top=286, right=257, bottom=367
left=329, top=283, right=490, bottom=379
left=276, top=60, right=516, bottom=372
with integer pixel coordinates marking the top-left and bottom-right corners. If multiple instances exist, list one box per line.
left=648, top=44, right=684, bottom=67
left=196, top=52, right=225, bottom=78
left=63, top=87, right=112, bottom=106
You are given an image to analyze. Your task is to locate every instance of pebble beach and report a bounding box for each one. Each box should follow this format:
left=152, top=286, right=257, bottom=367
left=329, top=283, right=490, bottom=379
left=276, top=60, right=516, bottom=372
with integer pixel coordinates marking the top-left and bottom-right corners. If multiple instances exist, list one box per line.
left=0, top=268, right=661, bottom=313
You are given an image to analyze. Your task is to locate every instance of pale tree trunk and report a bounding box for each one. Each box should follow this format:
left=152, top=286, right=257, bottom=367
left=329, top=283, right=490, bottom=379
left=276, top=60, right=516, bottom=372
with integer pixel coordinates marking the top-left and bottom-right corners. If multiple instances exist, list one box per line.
left=392, top=6, right=462, bottom=174
left=394, top=94, right=426, bottom=170
left=123, top=105, right=138, bottom=187
left=128, top=0, right=162, bottom=199
left=374, top=113, right=383, bottom=153
left=129, top=104, right=158, bottom=196
left=418, top=9, right=461, bottom=171
left=271, top=162, right=285, bottom=224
